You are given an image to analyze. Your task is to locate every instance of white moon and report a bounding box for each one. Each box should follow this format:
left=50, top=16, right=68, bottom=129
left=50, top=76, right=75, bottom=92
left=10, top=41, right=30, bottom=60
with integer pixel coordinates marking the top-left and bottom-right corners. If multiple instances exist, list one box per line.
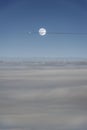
left=39, top=28, right=47, bottom=36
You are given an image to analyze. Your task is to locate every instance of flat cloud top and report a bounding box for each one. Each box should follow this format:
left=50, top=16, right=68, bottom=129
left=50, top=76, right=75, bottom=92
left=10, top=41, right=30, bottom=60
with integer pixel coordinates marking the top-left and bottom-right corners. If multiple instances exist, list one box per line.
left=0, top=68, right=87, bottom=129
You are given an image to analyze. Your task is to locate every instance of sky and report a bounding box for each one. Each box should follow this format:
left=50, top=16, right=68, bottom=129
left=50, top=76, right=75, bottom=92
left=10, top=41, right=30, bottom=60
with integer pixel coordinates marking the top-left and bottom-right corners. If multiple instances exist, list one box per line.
left=0, top=0, right=87, bottom=58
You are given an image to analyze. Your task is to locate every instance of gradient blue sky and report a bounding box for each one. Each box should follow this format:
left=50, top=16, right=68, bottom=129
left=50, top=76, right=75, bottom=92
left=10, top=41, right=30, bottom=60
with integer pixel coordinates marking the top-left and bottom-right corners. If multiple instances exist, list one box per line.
left=0, top=0, right=87, bottom=58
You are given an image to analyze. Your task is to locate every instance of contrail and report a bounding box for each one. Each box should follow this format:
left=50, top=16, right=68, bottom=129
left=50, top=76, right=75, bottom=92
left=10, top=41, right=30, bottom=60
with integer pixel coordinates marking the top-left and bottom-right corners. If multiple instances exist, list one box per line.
left=28, top=32, right=87, bottom=35
left=28, top=28, right=87, bottom=36
left=47, top=32, right=87, bottom=35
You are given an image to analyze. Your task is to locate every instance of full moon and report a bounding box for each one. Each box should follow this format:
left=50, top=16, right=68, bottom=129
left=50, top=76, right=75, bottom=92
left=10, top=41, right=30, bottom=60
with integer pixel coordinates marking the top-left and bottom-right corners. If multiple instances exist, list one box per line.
left=39, top=28, right=47, bottom=36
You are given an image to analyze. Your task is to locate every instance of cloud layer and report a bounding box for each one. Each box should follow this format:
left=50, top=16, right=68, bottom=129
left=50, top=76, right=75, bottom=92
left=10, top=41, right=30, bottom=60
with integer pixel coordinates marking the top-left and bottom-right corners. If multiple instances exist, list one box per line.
left=0, top=68, right=87, bottom=129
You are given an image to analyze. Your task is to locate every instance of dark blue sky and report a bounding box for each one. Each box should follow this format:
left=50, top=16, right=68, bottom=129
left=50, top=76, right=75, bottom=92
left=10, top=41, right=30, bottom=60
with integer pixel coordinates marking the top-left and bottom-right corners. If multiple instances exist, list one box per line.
left=0, top=0, right=87, bottom=58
